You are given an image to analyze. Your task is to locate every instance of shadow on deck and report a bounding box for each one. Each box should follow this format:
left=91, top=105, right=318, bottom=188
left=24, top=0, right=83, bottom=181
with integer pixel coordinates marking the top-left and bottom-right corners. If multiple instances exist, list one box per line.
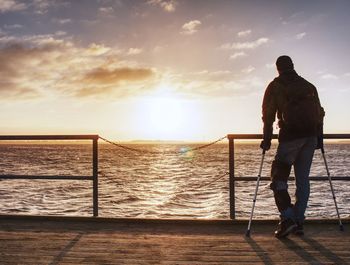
left=0, top=216, right=349, bottom=264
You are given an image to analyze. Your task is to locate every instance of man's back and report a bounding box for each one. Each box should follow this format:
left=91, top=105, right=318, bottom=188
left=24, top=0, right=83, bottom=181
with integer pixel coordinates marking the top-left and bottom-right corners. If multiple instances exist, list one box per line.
left=262, top=70, right=323, bottom=142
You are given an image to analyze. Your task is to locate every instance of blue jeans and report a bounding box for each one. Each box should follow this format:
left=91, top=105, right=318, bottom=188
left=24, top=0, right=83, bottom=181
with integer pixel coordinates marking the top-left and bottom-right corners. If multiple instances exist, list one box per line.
left=271, top=136, right=317, bottom=223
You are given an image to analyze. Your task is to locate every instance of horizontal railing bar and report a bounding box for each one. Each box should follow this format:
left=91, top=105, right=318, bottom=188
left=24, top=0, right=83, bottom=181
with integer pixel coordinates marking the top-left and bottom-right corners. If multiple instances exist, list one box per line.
left=233, top=176, right=350, bottom=181
left=0, top=175, right=93, bottom=180
left=227, top=134, right=350, bottom=140
left=0, top=135, right=99, bottom=141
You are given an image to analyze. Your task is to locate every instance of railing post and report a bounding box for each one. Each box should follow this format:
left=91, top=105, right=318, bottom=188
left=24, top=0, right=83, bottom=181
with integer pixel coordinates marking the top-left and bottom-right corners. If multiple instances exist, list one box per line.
left=93, top=137, right=98, bottom=217
left=228, top=136, right=235, bottom=219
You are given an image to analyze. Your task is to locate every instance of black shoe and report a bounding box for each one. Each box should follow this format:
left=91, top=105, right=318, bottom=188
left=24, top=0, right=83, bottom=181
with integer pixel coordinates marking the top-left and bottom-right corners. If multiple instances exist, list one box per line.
left=274, top=218, right=297, bottom=238
left=293, top=222, right=304, bottom=236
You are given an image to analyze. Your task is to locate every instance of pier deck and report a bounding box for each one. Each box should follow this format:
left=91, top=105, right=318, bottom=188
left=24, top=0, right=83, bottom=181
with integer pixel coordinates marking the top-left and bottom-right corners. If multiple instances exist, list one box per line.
left=0, top=216, right=349, bottom=264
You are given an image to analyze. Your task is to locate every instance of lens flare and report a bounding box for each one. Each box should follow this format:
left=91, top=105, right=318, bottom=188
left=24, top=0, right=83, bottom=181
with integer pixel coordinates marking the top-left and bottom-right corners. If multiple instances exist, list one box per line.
left=180, top=146, right=194, bottom=160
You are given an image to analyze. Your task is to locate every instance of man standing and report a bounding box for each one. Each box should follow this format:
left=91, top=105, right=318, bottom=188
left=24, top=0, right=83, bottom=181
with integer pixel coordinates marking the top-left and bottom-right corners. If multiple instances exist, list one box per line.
left=261, top=55, right=324, bottom=238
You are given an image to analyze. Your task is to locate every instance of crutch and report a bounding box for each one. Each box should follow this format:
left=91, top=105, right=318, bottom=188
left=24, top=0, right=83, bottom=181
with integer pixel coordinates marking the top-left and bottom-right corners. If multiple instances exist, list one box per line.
left=246, top=150, right=266, bottom=237
left=321, top=147, right=344, bottom=231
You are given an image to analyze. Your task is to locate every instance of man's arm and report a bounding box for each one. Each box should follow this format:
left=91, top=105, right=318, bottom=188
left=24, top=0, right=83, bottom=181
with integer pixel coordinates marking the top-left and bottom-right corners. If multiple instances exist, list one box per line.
left=261, top=82, right=277, bottom=151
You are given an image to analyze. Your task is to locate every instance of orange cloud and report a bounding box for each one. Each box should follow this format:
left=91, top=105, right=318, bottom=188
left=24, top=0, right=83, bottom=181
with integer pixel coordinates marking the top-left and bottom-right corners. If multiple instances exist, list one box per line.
left=0, top=34, right=156, bottom=100
left=76, top=67, right=155, bottom=97
left=82, top=67, right=154, bottom=84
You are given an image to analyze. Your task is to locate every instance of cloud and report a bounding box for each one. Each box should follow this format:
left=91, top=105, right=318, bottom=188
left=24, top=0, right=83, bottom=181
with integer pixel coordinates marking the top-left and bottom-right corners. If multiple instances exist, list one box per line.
left=148, top=0, right=177, bottom=12
left=4, top=24, right=23, bottom=29
left=0, top=0, right=27, bottom=12
left=221, top=37, right=269, bottom=50
left=296, top=32, right=306, bottom=40
left=181, top=20, right=201, bottom=35
left=77, top=67, right=154, bottom=97
left=265, top=63, right=275, bottom=68
left=82, top=67, right=153, bottom=83
left=209, top=70, right=231, bottom=76
left=229, top=51, right=247, bottom=60
left=127, top=48, right=143, bottom=55
left=241, top=66, right=255, bottom=74
left=0, top=82, right=39, bottom=99
left=88, top=43, right=111, bottom=55
left=152, top=45, right=164, bottom=53
left=0, top=43, right=52, bottom=99
left=344, top=73, right=350, bottom=77
left=32, top=0, right=50, bottom=13
left=321, top=73, right=338, bottom=80
left=172, top=73, right=264, bottom=98
left=237, top=29, right=251, bottom=37
left=55, top=31, right=67, bottom=36
left=53, top=18, right=72, bottom=25
left=0, top=33, right=156, bottom=100
left=31, top=0, right=69, bottom=14
left=99, top=6, right=114, bottom=14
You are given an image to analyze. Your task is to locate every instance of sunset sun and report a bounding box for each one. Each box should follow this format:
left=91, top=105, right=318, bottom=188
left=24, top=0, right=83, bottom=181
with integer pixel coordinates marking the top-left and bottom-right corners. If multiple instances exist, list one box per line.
left=147, top=97, right=185, bottom=133
left=134, top=93, right=195, bottom=140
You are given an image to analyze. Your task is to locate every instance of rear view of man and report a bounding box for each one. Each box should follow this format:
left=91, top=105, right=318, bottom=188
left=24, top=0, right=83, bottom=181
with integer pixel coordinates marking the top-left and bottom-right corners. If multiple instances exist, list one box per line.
left=261, top=55, right=324, bottom=238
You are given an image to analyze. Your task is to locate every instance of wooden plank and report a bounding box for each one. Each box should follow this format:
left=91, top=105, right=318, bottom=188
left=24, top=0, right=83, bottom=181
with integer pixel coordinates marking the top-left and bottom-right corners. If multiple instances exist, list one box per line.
left=0, top=218, right=349, bottom=264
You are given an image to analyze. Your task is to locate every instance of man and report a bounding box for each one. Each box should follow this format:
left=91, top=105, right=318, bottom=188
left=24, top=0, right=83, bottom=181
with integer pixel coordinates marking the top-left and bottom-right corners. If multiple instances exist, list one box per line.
left=261, top=55, right=324, bottom=238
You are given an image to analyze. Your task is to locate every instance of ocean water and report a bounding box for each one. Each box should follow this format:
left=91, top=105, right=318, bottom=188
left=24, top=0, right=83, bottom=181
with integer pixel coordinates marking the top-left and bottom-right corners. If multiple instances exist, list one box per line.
left=0, top=141, right=349, bottom=220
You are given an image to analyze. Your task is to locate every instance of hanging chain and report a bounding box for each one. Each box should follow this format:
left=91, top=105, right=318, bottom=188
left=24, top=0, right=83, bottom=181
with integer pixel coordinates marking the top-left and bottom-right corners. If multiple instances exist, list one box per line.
left=184, top=136, right=227, bottom=153
left=98, top=135, right=228, bottom=196
left=98, top=135, right=227, bottom=155
left=99, top=136, right=158, bottom=154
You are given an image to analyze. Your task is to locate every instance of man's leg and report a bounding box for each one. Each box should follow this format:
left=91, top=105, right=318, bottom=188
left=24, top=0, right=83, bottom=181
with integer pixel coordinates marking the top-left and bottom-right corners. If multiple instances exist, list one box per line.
left=270, top=160, right=293, bottom=219
left=293, top=137, right=317, bottom=225
left=272, top=139, right=305, bottom=220
left=271, top=139, right=305, bottom=237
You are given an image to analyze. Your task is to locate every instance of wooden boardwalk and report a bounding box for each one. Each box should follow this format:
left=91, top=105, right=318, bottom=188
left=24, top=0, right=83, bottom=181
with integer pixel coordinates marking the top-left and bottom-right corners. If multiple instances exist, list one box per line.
left=0, top=216, right=349, bottom=265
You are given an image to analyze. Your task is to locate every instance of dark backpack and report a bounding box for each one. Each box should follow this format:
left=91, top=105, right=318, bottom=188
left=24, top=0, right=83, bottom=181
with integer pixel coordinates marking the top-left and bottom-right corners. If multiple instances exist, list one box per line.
left=279, top=78, right=321, bottom=134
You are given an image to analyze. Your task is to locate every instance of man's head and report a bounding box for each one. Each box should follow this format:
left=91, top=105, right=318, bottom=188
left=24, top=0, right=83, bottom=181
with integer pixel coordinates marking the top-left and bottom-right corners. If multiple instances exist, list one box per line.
left=276, top=55, right=294, bottom=74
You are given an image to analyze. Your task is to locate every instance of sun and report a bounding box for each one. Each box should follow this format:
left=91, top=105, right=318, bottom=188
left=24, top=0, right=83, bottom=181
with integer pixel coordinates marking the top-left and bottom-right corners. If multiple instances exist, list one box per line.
left=131, top=82, right=200, bottom=140
left=145, top=97, right=186, bottom=137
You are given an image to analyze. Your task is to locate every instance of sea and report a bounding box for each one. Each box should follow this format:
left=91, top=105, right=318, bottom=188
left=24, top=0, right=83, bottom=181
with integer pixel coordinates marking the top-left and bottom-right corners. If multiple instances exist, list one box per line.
left=0, top=141, right=349, bottom=220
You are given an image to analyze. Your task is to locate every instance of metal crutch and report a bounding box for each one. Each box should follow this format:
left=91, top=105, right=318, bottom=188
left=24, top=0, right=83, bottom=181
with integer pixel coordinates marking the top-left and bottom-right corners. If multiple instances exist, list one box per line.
left=246, top=150, right=266, bottom=237
left=321, top=147, right=344, bottom=231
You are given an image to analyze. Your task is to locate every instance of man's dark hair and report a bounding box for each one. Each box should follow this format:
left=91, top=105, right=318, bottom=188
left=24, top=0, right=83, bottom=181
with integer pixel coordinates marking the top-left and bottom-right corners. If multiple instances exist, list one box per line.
left=276, top=55, right=294, bottom=72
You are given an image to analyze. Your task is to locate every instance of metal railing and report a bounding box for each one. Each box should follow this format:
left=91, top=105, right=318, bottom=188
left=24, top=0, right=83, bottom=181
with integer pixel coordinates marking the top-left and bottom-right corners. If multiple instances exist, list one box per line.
left=1, top=134, right=349, bottom=220
left=0, top=135, right=99, bottom=217
left=227, top=134, right=350, bottom=219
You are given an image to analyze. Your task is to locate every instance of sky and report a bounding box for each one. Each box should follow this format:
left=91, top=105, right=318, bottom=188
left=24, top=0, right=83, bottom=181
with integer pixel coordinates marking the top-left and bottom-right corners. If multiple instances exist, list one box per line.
left=1, top=0, right=350, bottom=141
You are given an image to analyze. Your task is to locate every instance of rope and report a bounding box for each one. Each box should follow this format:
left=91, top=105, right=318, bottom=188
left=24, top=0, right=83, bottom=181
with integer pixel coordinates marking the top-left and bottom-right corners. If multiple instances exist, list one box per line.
left=98, top=135, right=227, bottom=155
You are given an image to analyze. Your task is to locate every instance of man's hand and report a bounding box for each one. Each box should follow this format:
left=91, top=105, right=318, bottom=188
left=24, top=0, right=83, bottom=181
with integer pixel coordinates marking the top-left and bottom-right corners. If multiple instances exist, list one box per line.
left=260, top=139, right=271, bottom=151
left=261, top=124, right=273, bottom=151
